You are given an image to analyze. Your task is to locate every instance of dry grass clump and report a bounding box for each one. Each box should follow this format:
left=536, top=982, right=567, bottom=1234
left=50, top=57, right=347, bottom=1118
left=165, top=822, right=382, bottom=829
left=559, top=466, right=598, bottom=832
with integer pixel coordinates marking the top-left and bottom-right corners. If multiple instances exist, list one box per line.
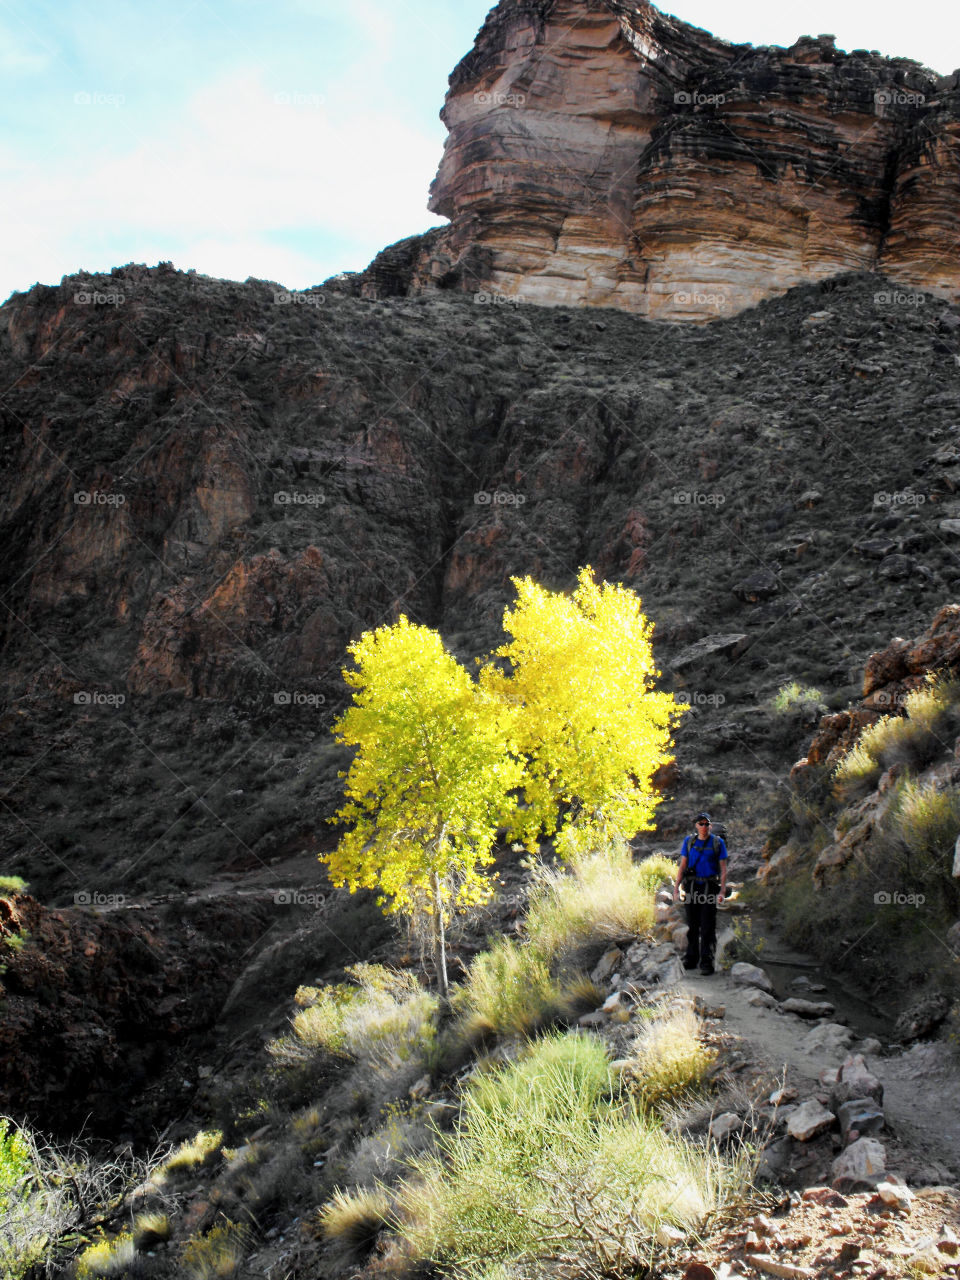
left=269, top=963, right=438, bottom=1077
left=161, top=1129, right=224, bottom=1178
left=454, top=937, right=564, bottom=1039
left=835, top=675, right=960, bottom=799
left=619, top=1006, right=716, bottom=1112
left=75, top=1232, right=136, bottom=1278
left=319, top=1185, right=393, bottom=1248
left=180, top=1221, right=249, bottom=1278
left=524, top=841, right=664, bottom=964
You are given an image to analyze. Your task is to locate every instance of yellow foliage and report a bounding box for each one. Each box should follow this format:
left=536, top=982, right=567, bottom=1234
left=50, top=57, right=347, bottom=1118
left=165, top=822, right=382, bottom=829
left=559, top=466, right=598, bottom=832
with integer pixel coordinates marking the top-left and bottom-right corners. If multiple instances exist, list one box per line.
left=325, top=616, right=525, bottom=924
left=480, top=567, right=685, bottom=851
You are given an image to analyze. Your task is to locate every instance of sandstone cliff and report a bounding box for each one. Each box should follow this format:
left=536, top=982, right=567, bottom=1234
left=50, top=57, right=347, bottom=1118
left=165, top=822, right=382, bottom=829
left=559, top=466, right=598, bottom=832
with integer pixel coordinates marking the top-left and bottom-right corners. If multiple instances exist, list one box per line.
left=348, top=0, right=960, bottom=321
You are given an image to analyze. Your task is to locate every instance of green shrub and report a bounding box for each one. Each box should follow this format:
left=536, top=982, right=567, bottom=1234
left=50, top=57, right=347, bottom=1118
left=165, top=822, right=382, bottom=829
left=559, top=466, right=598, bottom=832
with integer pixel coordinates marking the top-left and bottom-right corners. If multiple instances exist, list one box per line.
left=0, top=876, right=27, bottom=895
left=455, top=939, right=564, bottom=1039
left=398, top=1031, right=751, bottom=1275
left=882, top=778, right=960, bottom=910
left=772, top=682, right=824, bottom=713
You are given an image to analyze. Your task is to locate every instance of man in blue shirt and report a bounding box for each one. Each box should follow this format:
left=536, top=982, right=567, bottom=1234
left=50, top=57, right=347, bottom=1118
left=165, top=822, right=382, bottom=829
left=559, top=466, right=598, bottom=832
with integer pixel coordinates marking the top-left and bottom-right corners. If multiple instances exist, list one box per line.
left=672, top=812, right=728, bottom=975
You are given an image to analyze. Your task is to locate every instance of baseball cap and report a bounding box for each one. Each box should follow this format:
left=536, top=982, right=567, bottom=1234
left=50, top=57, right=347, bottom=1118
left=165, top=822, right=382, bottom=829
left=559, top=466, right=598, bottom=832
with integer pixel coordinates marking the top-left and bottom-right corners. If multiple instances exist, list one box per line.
left=695, top=812, right=711, bottom=823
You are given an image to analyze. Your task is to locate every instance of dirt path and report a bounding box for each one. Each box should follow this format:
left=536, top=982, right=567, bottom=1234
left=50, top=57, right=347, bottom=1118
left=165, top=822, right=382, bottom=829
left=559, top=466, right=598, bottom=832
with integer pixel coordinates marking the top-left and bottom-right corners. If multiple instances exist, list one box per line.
left=681, top=954, right=960, bottom=1185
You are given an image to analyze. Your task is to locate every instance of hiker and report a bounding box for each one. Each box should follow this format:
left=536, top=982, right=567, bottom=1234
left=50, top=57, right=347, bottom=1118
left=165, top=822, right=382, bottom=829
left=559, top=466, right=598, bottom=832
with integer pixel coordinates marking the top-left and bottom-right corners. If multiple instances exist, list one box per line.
left=672, top=812, right=728, bottom=975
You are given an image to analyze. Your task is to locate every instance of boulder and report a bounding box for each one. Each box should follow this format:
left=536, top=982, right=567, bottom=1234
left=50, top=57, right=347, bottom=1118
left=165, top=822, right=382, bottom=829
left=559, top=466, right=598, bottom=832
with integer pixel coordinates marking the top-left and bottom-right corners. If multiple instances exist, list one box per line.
left=786, top=1099, right=836, bottom=1142
left=833, top=1053, right=884, bottom=1105
left=831, top=1137, right=886, bottom=1189
left=894, top=993, right=951, bottom=1042
left=730, top=962, right=774, bottom=993
left=734, top=569, right=779, bottom=602
left=800, top=1022, right=854, bottom=1054
left=836, top=1097, right=885, bottom=1141
left=671, top=633, right=750, bottom=672
left=745, top=988, right=779, bottom=1009
left=876, top=1176, right=914, bottom=1209
left=781, top=998, right=836, bottom=1019
left=709, top=1112, right=741, bottom=1143
left=591, top=948, right=623, bottom=983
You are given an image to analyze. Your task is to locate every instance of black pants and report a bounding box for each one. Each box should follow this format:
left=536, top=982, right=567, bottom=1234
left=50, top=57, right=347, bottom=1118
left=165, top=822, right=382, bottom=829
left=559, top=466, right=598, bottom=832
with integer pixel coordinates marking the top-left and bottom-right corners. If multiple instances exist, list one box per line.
left=683, top=878, right=720, bottom=969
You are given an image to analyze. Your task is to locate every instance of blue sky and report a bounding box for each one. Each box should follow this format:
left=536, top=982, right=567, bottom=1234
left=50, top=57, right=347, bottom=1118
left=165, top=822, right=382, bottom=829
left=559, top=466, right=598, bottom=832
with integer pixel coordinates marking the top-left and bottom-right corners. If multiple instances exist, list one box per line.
left=1, top=0, right=957, bottom=304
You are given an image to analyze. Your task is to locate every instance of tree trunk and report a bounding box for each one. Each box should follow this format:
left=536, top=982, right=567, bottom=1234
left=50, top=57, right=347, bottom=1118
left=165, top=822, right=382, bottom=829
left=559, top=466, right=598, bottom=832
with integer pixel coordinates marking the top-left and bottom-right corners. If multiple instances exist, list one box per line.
left=430, top=869, right=449, bottom=1008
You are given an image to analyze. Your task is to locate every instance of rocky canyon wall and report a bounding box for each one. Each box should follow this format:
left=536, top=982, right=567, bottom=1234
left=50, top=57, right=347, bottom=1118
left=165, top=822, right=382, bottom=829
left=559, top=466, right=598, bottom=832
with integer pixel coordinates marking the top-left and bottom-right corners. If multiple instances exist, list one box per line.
left=349, top=0, right=960, bottom=321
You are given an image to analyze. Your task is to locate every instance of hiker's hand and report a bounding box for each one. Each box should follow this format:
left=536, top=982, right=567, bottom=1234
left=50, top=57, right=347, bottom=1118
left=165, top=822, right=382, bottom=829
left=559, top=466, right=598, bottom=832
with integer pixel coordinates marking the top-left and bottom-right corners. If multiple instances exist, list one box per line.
left=672, top=884, right=679, bottom=901
left=717, top=889, right=725, bottom=904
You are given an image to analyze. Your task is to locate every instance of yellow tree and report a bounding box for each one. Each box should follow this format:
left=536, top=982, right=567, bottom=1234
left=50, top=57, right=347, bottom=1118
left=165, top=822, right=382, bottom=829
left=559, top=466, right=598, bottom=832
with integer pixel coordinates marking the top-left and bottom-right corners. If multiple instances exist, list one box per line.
left=480, top=567, right=685, bottom=855
left=325, top=616, right=524, bottom=1001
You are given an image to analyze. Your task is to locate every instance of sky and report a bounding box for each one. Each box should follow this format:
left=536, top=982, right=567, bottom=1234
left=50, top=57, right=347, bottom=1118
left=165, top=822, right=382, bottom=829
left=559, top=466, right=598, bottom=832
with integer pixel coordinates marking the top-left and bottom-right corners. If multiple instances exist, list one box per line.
left=1, top=0, right=958, bottom=305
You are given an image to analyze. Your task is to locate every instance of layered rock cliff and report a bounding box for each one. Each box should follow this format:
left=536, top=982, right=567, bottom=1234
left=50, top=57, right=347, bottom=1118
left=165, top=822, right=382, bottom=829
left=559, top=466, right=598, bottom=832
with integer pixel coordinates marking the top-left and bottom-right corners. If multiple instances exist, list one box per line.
left=348, top=0, right=960, bottom=320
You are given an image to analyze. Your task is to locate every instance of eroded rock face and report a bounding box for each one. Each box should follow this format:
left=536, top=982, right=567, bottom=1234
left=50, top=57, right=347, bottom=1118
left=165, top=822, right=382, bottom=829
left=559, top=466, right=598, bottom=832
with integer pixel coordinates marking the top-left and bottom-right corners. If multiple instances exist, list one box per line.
left=350, top=0, right=960, bottom=320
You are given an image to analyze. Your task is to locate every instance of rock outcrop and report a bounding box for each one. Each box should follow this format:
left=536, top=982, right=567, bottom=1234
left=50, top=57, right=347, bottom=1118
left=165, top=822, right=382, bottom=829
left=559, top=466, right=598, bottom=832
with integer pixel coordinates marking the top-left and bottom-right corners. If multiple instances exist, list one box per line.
left=346, top=0, right=960, bottom=321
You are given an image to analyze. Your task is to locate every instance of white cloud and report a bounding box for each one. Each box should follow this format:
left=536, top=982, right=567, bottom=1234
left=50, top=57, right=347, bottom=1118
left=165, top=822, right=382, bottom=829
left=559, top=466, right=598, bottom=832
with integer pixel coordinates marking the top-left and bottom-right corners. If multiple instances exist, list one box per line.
left=0, top=24, right=51, bottom=74
left=0, top=69, right=447, bottom=297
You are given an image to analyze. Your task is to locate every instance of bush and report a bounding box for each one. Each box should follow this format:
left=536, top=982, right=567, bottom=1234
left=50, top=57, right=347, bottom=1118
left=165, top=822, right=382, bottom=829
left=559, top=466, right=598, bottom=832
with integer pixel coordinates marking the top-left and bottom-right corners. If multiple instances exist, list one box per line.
left=882, top=777, right=960, bottom=911
left=75, top=1232, right=136, bottom=1278
left=397, top=1031, right=751, bottom=1275
left=454, top=938, right=564, bottom=1039
left=620, top=1007, right=716, bottom=1112
left=524, top=841, right=659, bottom=965
left=0, top=875, right=27, bottom=895
left=181, top=1221, right=249, bottom=1279
left=772, top=682, right=824, bottom=713
left=270, top=963, right=438, bottom=1077
left=835, top=676, right=960, bottom=799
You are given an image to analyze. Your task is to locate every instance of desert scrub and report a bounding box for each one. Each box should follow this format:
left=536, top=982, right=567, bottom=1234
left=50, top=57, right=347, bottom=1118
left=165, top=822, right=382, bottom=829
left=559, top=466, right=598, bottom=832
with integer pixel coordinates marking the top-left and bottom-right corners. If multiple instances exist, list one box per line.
left=269, top=963, right=438, bottom=1075
left=75, top=1232, right=136, bottom=1278
left=161, top=1129, right=223, bottom=1177
left=181, top=1221, right=249, bottom=1279
left=619, top=1007, right=716, bottom=1112
left=454, top=938, right=564, bottom=1039
left=772, top=682, right=824, bottom=713
left=397, top=1031, right=750, bottom=1276
left=523, top=841, right=662, bottom=964
left=835, top=675, right=960, bottom=799
left=881, top=777, right=960, bottom=911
